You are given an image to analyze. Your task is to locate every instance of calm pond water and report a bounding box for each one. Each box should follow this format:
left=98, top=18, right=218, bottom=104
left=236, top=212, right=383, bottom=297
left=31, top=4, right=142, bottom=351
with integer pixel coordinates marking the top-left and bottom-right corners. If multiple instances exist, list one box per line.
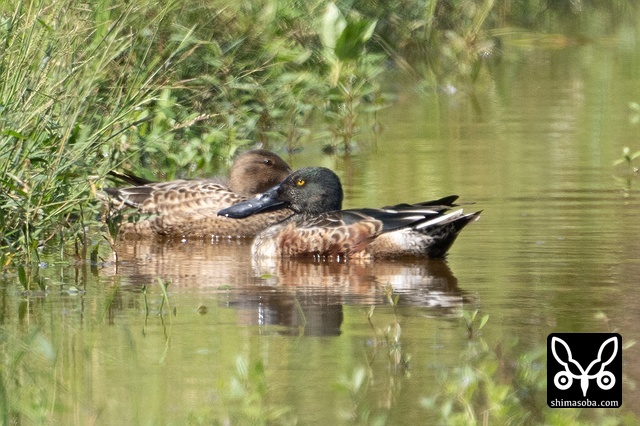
left=3, top=43, right=640, bottom=423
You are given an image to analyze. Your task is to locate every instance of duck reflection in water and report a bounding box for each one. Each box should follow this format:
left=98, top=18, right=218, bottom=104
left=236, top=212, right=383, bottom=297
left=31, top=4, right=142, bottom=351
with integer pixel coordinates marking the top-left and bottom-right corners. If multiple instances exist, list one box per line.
left=110, top=239, right=471, bottom=337
left=215, top=257, right=468, bottom=337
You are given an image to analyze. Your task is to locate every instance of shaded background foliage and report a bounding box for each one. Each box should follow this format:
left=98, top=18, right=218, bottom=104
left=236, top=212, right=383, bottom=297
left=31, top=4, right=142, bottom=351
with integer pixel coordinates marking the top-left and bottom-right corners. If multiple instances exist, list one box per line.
left=0, top=0, right=639, bottom=266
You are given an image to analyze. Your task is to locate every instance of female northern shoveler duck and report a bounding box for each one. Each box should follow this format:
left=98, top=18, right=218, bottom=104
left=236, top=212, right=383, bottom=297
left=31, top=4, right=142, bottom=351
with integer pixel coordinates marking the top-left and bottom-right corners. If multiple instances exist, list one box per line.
left=104, top=149, right=294, bottom=238
left=218, top=167, right=481, bottom=259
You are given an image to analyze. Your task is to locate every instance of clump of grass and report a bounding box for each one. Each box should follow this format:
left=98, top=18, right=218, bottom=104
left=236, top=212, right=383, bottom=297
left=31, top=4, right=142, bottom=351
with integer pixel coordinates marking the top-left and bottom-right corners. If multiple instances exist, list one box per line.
left=0, top=0, right=193, bottom=267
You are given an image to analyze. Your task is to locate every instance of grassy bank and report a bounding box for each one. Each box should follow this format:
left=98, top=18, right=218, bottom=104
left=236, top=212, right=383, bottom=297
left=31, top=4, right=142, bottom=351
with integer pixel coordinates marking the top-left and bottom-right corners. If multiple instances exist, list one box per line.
left=0, top=0, right=188, bottom=267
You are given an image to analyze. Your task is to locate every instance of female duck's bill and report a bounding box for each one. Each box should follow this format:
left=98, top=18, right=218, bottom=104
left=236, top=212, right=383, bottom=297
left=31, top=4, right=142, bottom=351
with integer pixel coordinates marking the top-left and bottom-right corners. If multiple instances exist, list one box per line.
left=218, top=167, right=481, bottom=259
left=103, top=149, right=294, bottom=238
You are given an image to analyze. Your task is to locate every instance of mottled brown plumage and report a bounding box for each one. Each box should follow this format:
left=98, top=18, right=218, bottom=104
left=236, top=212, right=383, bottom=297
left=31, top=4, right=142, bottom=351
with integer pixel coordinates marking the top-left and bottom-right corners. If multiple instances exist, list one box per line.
left=104, top=149, right=294, bottom=237
left=219, top=167, right=481, bottom=259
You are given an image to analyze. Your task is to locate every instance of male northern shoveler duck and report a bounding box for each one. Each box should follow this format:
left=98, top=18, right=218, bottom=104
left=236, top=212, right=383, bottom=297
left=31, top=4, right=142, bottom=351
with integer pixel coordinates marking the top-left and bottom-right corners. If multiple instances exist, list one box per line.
left=218, top=167, right=481, bottom=259
left=104, top=149, right=294, bottom=237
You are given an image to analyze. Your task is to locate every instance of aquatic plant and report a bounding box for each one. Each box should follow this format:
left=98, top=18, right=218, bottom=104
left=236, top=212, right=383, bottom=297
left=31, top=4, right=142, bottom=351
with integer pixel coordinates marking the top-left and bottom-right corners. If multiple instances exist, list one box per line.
left=335, top=366, right=388, bottom=426
left=463, top=308, right=489, bottom=339
left=334, top=285, right=410, bottom=424
left=216, top=357, right=295, bottom=425
left=614, top=147, right=640, bottom=174
left=613, top=146, right=640, bottom=195
left=319, top=3, right=386, bottom=153
left=421, top=316, right=638, bottom=425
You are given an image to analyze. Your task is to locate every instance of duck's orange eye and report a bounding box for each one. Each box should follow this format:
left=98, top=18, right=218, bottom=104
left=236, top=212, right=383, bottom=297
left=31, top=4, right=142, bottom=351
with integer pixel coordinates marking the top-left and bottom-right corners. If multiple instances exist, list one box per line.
left=296, top=179, right=305, bottom=186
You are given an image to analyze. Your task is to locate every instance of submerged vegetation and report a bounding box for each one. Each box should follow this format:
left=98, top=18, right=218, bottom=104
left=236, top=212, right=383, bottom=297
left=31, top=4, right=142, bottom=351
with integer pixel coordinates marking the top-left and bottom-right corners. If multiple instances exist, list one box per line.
left=422, top=310, right=639, bottom=425
left=1, top=0, right=638, bottom=267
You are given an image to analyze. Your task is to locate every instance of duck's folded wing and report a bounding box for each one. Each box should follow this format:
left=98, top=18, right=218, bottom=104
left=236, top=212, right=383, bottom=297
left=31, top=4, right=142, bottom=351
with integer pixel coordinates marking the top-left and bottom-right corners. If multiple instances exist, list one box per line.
left=105, top=179, right=242, bottom=214
left=343, top=208, right=445, bottom=232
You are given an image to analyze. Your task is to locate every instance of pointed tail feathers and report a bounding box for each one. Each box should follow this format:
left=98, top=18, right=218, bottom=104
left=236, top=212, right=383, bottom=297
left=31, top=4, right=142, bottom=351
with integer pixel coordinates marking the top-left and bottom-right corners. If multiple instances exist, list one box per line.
left=414, top=210, right=481, bottom=258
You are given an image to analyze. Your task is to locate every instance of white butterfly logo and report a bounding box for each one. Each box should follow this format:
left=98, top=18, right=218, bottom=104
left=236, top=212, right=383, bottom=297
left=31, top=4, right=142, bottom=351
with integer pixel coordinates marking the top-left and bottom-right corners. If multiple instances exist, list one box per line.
left=551, top=336, right=617, bottom=397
